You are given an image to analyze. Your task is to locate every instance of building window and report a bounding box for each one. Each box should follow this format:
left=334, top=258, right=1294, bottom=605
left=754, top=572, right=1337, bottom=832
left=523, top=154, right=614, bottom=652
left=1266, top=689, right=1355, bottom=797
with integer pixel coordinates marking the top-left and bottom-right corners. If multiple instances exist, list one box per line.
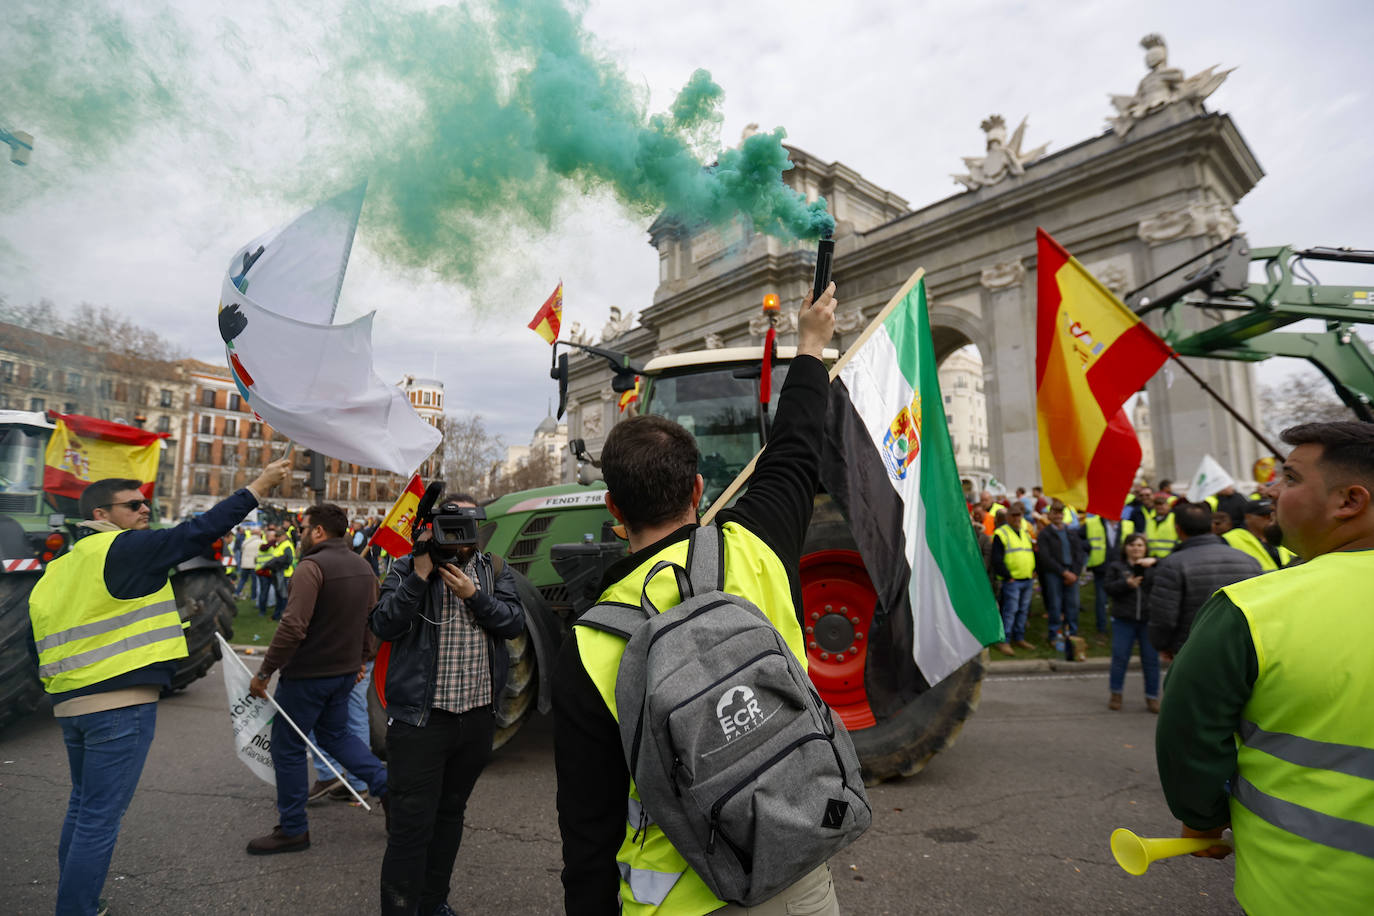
left=228, top=393, right=241, bottom=411
left=99, top=407, right=111, bottom=420
left=422, top=391, right=432, bottom=406
left=199, top=416, right=212, bottom=435
left=201, top=389, right=215, bottom=407
left=195, top=442, right=212, bottom=463
left=63, top=402, right=77, bottom=414
left=99, top=379, right=113, bottom=398
left=114, top=382, right=128, bottom=401
left=944, top=395, right=952, bottom=404
left=224, top=418, right=237, bottom=438
left=219, top=471, right=232, bottom=494
left=249, top=422, right=261, bottom=439
left=339, top=480, right=350, bottom=500
left=160, top=388, right=173, bottom=407
left=359, top=481, right=370, bottom=501
left=29, top=397, right=45, bottom=412
left=193, top=471, right=210, bottom=494
left=0, top=360, right=12, bottom=382
left=65, top=372, right=83, bottom=392
left=33, top=367, right=49, bottom=390
left=435, top=393, right=442, bottom=408
left=156, top=415, right=171, bottom=433
left=246, top=446, right=261, bottom=466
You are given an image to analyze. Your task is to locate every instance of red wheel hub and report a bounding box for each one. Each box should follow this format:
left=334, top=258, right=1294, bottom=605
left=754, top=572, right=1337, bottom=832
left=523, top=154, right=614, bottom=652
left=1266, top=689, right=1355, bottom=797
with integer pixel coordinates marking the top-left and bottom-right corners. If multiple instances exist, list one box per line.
left=800, top=549, right=877, bottom=730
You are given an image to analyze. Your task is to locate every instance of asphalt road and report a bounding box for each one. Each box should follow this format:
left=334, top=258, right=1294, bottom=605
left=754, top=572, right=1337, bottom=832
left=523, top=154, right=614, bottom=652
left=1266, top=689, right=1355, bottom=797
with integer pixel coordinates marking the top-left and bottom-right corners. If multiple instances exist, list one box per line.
left=1, top=667, right=1240, bottom=915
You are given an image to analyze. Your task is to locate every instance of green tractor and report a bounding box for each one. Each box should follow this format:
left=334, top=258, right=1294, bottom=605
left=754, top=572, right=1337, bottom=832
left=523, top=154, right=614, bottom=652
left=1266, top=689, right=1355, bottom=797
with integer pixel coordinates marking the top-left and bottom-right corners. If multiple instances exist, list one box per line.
left=477, top=346, right=987, bottom=784
left=0, top=410, right=238, bottom=731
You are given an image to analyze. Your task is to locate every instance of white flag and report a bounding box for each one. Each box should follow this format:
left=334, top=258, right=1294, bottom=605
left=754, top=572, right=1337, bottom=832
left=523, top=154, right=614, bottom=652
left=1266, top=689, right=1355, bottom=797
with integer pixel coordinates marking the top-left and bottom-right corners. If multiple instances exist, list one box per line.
left=216, top=185, right=442, bottom=474
left=216, top=634, right=277, bottom=786
left=1187, top=454, right=1235, bottom=502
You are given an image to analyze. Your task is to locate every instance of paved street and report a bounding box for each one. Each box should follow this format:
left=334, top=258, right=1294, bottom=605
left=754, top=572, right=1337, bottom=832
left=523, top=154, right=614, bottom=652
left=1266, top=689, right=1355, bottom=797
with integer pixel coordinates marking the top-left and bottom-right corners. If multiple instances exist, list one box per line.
left=1, top=665, right=1239, bottom=915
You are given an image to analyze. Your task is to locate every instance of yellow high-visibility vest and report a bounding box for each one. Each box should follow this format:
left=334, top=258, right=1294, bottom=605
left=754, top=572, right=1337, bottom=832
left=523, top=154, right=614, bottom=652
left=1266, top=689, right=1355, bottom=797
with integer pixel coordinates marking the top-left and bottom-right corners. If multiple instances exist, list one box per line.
left=1083, top=516, right=1136, bottom=568
left=994, top=525, right=1035, bottom=579
left=1221, top=551, right=1374, bottom=913
left=574, top=523, right=806, bottom=916
left=28, top=531, right=187, bottom=694
left=1223, top=528, right=1297, bottom=572
left=1143, top=511, right=1178, bottom=558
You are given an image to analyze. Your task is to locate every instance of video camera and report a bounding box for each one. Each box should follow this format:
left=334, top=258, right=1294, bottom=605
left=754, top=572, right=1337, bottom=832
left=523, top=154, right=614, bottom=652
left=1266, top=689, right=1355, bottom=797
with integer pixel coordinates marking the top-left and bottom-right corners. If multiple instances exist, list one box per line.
left=410, top=481, right=486, bottom=561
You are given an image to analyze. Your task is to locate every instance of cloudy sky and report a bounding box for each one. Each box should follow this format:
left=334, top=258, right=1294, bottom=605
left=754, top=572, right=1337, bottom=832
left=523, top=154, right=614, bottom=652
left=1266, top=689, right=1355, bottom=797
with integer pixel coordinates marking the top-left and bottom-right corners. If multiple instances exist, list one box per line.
left=2, top=0, right=1370, bottom=450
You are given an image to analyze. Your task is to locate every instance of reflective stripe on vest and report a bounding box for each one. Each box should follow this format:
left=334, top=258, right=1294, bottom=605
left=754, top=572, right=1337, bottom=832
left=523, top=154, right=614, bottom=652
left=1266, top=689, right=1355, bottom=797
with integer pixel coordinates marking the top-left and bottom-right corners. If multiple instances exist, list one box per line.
left=994, top=525, right=1034, bottom=579
left=1143, top=512, right=1177, bottom=558
left=1222, top=551, right=1374, bottom=912
left=28, top=530, right=187, bottom=694
left=575, top=522, right=807, bottom=915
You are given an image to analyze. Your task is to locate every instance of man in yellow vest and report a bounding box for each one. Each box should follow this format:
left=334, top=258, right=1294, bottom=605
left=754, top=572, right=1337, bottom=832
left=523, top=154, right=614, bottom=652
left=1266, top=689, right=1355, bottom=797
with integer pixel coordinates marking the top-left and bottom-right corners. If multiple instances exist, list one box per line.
left=1222, top=499, right=1298, bottom=572
left=552, top=283, right=839, bottom=915
left=28, top=459, right=288, bottom=916
left=990, top=503, right=1037, bottom=656
left=1156, top=421, right=1374, bottom=913
left=1081, top=512, right=1134, bottom=642
left=259, top=525, right=295, bottom=620
left=1142, top=491, right=1179, bottom=558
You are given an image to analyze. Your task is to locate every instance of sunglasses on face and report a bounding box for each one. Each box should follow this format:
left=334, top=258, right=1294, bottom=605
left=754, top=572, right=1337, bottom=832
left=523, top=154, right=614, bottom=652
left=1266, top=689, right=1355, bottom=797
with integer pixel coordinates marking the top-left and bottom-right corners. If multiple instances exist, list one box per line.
left=101, top=499, right=151, bottom=512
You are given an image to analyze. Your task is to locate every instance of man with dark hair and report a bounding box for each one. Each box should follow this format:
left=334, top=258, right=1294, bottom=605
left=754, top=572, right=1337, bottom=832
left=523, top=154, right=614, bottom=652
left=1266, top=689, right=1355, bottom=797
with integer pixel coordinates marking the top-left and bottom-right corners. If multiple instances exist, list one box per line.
left=1142, top=490, right=1179, bottom=558
left=1157, top=421, right=1374, bottom=912
left=990, top=502, right=1036, bottom=655
left=1147, top=500, right=1261, bottom=659
left=1222, top=499, right=1296, bottom=571
left=1037, top=504, right=1087, bottom=650
left=553, top=284, right=840, bottom=915
left=369, top=492, right=525, bottom=916
left=247, top=502, right=389, bottom=855
left=28, top=459, right=290, bottom=915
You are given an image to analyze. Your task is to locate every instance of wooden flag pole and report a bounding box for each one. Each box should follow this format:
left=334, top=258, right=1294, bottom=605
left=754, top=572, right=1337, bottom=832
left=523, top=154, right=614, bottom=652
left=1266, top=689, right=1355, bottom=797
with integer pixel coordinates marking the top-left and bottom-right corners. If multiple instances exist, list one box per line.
left=1164, top=351, right=1284, bottom=458
left=700, top=268, right=926, bottom=526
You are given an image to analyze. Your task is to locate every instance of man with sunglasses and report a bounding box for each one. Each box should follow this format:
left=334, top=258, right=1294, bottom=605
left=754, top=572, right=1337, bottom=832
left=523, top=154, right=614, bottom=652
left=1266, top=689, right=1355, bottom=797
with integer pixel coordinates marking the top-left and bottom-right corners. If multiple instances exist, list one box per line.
left=28, top=458, right=290, bottom=916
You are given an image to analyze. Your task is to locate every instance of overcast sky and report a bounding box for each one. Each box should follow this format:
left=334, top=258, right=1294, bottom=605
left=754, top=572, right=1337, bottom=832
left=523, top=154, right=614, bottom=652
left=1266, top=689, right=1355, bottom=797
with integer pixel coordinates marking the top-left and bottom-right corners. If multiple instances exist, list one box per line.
left=2, top=0, right=1371, bottom=452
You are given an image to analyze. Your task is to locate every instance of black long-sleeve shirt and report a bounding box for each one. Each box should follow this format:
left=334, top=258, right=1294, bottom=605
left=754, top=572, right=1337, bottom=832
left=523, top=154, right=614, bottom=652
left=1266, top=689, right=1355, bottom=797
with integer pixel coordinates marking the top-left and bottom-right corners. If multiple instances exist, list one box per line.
left=552, top=355, right=828, bottom=915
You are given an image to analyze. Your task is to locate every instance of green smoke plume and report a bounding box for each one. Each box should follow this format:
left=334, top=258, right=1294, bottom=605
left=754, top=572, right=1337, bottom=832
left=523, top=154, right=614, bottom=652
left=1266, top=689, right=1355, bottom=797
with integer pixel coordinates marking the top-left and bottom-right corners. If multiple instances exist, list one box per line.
left=2, top=0, right=834, bottom=286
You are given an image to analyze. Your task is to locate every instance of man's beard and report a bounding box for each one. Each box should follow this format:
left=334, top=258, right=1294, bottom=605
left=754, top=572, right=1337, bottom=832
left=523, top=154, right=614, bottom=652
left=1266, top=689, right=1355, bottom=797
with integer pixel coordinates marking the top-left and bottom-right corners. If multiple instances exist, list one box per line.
left=1263, top=522, right=1284, bottom=547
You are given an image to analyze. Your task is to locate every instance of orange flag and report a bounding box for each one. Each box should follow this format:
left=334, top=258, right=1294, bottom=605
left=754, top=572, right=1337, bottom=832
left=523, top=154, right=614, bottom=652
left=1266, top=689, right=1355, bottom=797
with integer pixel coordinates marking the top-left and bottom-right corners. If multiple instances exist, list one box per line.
left=528, top=281, right=563, bottom=344
left=367, top=473, right=426, bottom=559
left=1036, top=228, right=1171, bottom=518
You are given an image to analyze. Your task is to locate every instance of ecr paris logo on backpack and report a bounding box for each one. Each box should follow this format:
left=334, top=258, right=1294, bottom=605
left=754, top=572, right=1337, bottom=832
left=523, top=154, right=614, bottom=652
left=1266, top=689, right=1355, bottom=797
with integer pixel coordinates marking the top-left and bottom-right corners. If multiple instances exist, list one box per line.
left=578, top=524, right=872, bottom=906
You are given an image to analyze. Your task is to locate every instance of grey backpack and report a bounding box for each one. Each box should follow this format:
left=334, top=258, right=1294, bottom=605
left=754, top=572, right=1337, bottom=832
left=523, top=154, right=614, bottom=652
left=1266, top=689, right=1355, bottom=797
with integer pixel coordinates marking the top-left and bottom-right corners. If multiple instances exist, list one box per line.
left=578, top=524, right=871, bottom=906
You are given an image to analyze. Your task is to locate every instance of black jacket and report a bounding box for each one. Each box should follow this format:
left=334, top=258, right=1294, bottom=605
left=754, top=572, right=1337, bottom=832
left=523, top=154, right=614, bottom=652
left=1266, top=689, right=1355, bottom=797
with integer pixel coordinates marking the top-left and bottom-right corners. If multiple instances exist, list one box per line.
left=1103, top=559, right=1155, bottom=622
left=1147, top=534, right=1261, bottom=655
left=1035, top=525, right=1087, bottom=578
left=368, top=552, right=525, bottom=727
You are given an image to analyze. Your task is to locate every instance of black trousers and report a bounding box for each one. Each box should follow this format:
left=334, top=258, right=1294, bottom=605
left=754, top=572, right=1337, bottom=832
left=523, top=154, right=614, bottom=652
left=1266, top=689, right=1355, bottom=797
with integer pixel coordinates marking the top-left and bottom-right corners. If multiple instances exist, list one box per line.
left=380, top=705, right=495, bottom=916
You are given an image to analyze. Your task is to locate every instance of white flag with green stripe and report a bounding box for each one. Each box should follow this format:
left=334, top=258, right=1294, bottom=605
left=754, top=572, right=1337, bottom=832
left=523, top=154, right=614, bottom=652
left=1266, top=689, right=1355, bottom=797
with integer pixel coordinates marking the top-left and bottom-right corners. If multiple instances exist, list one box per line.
left=820, top=275, right=1003, bottom=689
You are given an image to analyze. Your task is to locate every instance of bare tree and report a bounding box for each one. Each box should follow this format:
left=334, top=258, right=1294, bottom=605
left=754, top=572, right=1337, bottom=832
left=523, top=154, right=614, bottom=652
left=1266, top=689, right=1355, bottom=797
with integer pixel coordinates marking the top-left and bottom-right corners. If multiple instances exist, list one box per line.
left=492, top=447, right=559, bottom=497
left=1259, top=369, right=1358, bottom=441
left=442, top=414, right=505, bottom=500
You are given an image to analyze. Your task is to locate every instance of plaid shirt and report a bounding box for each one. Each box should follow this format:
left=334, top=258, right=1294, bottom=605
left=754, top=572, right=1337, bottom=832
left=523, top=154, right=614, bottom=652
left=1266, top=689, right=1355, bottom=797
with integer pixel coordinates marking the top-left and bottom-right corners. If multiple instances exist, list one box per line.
left=431, top=553, right=493, bottom=714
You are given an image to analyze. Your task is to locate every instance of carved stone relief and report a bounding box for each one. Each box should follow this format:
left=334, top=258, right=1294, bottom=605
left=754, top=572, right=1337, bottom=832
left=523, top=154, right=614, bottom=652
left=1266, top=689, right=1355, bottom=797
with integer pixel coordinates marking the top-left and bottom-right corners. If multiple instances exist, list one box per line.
left=748, top=310, right=798, bottom=337
left=1138, top=192, right=1238, bottom=245
left=1108, top=34, right=1232, bottom=137
left=703, top=332, right=725, bottom=350
left=979, top=260, right=1026, bottom=290
left=952, top=115, right=1049, bottom=191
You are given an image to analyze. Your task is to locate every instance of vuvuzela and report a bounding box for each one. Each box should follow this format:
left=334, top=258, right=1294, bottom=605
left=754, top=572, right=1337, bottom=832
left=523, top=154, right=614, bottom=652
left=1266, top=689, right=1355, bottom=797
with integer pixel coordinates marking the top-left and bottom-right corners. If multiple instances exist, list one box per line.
left=1111, top=828, right=1233, bottom=875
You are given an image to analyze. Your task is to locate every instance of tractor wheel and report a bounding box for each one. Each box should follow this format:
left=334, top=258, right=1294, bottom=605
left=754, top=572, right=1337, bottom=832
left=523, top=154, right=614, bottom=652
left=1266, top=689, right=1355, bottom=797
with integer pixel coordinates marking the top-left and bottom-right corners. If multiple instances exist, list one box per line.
left=0, top=574, right=44, bottom=731
left=802, top=495, right=987, bottom=785
left=166, top=567, right=238, bottom=694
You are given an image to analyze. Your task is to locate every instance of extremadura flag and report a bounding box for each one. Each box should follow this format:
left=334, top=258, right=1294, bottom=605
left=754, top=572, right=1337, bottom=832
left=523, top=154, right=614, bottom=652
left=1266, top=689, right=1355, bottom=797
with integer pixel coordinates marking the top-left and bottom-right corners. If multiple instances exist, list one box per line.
left=820, top=274, right=1003, bottom=712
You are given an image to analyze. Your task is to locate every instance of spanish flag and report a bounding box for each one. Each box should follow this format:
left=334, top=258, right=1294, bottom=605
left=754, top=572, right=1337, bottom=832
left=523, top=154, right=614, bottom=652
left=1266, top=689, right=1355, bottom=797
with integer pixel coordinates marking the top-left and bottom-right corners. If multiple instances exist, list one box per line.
left=618, top=376, right=640, bottom=413
left=528, top=281, right=563, bottom=344
left=367, top=473, right=426, bottom=559
left=1036, top=228, right=1171, bottom=518
left=43, top=414, right=166, bottom=500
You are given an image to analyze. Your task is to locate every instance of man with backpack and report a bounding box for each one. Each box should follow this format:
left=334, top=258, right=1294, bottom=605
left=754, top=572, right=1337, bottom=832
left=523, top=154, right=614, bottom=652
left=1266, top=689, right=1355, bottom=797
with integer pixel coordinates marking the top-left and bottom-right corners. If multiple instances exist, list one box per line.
left=553, top=282, right=867, bottom=915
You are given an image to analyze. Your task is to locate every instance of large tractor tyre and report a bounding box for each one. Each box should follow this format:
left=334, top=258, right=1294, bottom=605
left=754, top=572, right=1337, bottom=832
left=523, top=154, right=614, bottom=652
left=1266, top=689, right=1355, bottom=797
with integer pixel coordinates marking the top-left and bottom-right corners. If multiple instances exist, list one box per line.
left=365, top=568, right=551, bottom=758
left=165, top=567, right=238, bottom=694
left=801, top=495, right=987, bottom=785
left=0, top=574, right=44, bottom=731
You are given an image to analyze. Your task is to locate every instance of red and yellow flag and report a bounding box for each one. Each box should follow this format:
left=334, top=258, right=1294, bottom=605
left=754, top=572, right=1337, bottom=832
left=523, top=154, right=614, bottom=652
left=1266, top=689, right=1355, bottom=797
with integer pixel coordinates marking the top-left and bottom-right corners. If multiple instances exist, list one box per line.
left=367, top=473, right=426, bottom=559
left=618, top=376, right=640, bottom=413
left=1036, top=228, right=1171, bottom=518
left=43, top=414, right=166, bottom=500
left=528, top=281, right=563, bottom=344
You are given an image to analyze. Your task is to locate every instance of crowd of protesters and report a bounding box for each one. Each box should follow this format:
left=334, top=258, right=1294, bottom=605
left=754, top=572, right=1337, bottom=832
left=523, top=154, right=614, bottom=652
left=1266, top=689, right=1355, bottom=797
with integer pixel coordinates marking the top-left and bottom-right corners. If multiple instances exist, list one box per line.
left=965, top=475, right=1295, bottom=711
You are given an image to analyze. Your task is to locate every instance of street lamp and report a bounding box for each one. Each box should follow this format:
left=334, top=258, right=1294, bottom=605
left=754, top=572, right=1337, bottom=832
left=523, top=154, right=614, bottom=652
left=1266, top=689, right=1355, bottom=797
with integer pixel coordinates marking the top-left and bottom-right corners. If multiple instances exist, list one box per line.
left=2, top=127, right=33, bottom=166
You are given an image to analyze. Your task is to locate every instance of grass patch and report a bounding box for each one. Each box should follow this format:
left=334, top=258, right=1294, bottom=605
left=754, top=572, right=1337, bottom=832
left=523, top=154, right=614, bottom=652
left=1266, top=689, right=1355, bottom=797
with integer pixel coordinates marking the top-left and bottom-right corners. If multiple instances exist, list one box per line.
left=226, top=597, right=281, bottom=646
left=988, top=579, right=1114, bottom=661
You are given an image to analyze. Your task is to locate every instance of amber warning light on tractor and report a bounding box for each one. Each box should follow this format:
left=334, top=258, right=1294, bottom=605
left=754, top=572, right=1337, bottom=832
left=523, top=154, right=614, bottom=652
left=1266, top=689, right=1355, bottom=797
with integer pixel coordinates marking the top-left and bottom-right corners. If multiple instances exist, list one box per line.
left=762, top=293, right=780, bottom=312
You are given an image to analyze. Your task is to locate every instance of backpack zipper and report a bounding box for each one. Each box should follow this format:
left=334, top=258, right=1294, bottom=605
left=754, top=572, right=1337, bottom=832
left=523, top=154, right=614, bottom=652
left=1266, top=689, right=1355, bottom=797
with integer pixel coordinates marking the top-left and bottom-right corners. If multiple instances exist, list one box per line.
left=706, top=732, right=829, bottom=855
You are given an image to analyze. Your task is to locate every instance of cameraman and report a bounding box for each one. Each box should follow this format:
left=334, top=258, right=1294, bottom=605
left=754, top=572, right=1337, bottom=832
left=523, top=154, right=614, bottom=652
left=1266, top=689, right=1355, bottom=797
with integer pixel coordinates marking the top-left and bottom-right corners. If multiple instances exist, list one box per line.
left=368, top=493, right=525, bottom=916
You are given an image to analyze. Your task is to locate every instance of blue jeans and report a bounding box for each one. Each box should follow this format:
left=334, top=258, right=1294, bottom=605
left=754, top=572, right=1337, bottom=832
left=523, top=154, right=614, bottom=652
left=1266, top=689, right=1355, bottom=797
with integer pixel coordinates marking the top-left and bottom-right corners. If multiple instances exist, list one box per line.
left=57, top=702, right=158, bottom=916
left=257, top=574, right=288, bottom=618
left=1109, top=618, right=1160, bottom=698
left=1042, top=574, right=1080, bottom=642
left=312, top=661, right=373, bottom=793
left=1090, top=567, right=1110, bottom=634
left=272, top=674, right=388, bottom=835
left=998, top=578, right=1033, bottom=641
left=236, top=565, right=258, bottom=600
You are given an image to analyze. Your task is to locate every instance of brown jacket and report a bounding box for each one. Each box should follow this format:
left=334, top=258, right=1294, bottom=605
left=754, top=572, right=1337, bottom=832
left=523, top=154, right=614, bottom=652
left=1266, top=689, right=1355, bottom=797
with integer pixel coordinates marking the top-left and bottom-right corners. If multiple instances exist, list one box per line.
left=258, top=537, right=379, bottom=680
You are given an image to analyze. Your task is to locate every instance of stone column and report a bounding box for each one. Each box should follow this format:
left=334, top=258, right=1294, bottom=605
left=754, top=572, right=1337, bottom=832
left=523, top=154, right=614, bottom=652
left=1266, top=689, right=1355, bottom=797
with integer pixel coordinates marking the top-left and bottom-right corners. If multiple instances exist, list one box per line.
left=979, top=260, right=1039, bottom=488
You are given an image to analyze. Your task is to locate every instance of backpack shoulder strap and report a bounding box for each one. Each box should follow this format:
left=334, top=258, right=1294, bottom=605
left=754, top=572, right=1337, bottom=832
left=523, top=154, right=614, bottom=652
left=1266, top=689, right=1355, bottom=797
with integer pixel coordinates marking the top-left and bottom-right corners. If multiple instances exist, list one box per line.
left=487, top=552, right=504, bottom=578
left=577, top=602, right=646, bottom=640
left=686, top=524, right=725, bottom=595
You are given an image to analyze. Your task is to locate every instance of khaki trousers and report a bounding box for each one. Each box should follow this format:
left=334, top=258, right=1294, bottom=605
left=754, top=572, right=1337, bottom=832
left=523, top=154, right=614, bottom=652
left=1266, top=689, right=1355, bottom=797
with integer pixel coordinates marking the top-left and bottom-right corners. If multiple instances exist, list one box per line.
left=710, top=864, right=839, bottom=915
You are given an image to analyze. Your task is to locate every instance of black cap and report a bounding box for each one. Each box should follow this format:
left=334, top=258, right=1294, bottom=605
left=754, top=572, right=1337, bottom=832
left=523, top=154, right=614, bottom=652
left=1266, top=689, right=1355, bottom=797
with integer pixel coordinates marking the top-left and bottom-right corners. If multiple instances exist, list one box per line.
left=1245, top=499, right=1275, bottom=515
